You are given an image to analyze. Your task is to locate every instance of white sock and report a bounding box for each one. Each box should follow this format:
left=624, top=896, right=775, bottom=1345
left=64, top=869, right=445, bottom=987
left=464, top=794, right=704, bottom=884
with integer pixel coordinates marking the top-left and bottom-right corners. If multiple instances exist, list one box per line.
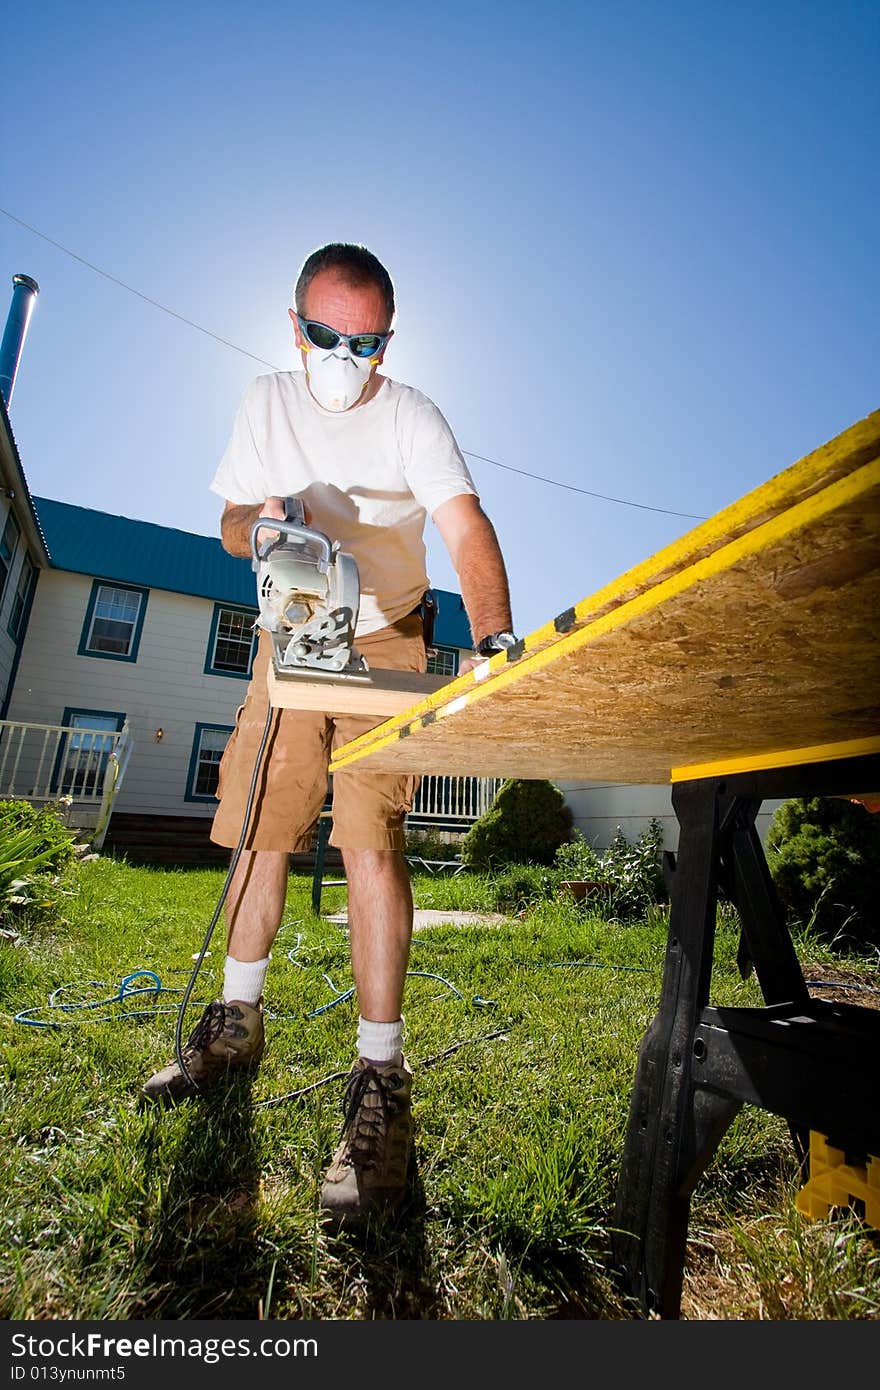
left=357, top=1015, right=404, bottom=1067
left=223, top=955, right=270, bottom=1006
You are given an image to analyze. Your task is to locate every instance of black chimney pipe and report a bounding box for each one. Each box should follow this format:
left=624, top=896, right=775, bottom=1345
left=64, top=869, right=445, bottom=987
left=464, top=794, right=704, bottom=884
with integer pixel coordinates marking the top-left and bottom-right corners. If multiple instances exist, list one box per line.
left=0, top=274, right=40, bottom=407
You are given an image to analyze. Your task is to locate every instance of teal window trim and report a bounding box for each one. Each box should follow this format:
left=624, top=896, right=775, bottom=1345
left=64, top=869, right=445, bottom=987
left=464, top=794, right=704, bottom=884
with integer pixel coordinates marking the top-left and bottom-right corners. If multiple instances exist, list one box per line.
left=185, top=722, right=233, bottom=803
left=50, top=706, right=126, bottom=794
left=78, top=579, right=149, bottom=663
left=204, top=602, right=259, bottom=679
left=7, top=551, right=37, bottom=640
left=0, top=508, right=21, bottom=607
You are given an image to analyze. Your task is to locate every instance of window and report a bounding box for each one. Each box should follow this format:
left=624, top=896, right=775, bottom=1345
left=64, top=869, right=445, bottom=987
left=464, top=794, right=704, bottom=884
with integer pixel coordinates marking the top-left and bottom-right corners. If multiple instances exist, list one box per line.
left=7, top=551, right=36, bottom=640
left=186, top=724, right=232, bottom=802
left=426, top=646, right=458, bottom=678
left=53, top=709, right=125, bottom=797
left=205, top=603, right=258, bottom=678
left=0, top=508, right=20, bottom=602
left=78, top=580, right=149, bottom=662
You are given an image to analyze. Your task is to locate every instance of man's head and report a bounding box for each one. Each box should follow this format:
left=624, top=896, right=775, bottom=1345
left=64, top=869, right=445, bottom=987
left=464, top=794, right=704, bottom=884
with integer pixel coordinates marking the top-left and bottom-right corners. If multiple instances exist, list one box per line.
left=289, top=244, right=396, bottom=412
left=294, top=243, right=395, bottom=327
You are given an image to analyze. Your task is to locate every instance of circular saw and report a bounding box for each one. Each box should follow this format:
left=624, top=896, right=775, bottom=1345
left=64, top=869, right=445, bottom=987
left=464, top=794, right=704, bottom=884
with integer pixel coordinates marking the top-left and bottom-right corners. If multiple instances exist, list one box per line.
left=250, top=497, right=370, bottom=685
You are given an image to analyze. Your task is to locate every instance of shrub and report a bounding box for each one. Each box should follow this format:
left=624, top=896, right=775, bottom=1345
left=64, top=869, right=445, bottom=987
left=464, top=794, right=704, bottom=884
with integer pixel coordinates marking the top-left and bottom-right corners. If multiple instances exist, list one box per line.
left=0, top=799, right=78, bottom=919
left=404, top=826, right=461, bottom=861
left=766, top=796, right=880, bottom=946
left=553, top=818, right=667, bottom=921
left=459, top=779, right=573, bottom=871
left=554, top=832, right=604, bottom=882
left=488, top=864, right=563, bottom=914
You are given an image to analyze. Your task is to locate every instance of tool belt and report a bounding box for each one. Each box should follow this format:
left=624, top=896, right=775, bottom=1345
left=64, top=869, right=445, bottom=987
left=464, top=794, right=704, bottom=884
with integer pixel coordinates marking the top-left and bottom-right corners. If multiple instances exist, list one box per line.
left=409, top=590, right=438, bottom=648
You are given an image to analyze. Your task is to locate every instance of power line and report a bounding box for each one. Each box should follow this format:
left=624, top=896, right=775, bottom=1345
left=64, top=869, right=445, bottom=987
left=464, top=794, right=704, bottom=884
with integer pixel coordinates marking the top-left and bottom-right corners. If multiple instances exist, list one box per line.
left=462, top=451, right=705, bottom=519
left=0, top=207, right=278, bottom=370
left=1, top=206, right=706, bottom=520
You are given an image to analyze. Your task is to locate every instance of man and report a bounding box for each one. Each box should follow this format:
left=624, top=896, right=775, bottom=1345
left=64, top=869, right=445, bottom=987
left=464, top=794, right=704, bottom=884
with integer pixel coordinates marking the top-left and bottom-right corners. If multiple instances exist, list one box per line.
left=142, top=242, right=515, bottom=1226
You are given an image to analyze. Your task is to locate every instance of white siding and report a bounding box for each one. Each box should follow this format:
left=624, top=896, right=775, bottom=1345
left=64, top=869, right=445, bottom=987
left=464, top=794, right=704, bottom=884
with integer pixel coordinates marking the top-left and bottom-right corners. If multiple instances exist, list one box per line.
left=6, top=570, right=254, bottom=817
left=557, top=780, right=785, bottom=851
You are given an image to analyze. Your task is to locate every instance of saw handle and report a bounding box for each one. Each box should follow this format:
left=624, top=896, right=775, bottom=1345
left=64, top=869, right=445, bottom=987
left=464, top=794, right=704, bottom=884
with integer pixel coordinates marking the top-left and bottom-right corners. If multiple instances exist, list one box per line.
left=283, top=495, right=306, bottom=525
left=250, top=498, right=334, bottom=574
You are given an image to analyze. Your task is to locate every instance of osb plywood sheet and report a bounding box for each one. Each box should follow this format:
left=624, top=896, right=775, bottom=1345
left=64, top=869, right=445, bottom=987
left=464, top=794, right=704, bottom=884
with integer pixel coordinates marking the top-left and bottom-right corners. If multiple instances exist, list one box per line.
left=330, top=410, right=880, bottom=784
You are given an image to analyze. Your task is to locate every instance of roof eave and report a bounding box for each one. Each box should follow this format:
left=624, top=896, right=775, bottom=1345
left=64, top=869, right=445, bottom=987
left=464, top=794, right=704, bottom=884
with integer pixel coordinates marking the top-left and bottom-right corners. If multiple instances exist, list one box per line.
left=0, top=393, right=51, bottom=565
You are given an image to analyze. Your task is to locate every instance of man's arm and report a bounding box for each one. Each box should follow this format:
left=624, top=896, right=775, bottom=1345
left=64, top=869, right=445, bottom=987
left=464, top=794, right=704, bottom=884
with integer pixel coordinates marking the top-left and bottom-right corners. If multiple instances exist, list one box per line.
left=432, top=494, right=514, bottom=657
left=220, top=496, right=289, bottom=558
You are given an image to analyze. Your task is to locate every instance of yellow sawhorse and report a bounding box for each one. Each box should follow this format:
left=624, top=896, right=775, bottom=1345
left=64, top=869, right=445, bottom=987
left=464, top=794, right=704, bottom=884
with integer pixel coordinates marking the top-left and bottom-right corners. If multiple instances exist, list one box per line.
left=796, top=1132, right=880, bottom=1229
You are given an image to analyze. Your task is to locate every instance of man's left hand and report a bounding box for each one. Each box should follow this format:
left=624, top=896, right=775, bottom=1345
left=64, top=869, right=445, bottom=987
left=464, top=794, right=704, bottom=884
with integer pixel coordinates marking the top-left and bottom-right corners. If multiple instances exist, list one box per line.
left=457, top=654, right=488, bottom=677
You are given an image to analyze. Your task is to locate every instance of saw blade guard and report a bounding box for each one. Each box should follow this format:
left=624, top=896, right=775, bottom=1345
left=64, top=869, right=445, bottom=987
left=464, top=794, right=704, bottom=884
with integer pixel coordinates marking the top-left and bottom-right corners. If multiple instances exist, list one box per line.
left=250, top=503, right=366, bottom=675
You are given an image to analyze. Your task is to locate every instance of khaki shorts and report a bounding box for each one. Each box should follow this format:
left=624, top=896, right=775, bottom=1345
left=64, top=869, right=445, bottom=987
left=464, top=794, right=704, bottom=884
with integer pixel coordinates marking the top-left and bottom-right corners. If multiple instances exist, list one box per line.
left=210, top=615, right=425, bottom=853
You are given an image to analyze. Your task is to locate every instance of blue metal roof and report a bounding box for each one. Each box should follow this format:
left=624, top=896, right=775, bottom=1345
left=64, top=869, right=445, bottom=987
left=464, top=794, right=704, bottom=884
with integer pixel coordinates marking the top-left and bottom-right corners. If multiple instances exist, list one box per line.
left=33, top=496, right=256, bottom=607
left=31, top=496, right=472, bottom=647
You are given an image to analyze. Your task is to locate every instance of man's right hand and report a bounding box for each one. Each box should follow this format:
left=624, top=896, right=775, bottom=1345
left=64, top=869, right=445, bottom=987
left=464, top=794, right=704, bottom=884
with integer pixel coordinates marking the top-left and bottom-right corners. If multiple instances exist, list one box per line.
left=220, top=496, right=311, bottom=558
left=251, top=495, right=290, bottom=548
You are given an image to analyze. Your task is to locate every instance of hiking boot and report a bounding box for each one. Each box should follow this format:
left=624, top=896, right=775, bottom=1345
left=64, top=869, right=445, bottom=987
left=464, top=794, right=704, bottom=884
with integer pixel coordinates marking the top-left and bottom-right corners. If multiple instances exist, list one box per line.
left=140, top=999, right=265, bottom=1104
left=320, top=1056, right=413, bottom=1227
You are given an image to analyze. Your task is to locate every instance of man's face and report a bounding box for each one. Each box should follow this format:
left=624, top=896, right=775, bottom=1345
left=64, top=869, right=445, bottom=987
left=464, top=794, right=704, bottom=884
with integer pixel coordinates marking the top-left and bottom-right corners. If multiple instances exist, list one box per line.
left=289, top=270, right=392, bottom=410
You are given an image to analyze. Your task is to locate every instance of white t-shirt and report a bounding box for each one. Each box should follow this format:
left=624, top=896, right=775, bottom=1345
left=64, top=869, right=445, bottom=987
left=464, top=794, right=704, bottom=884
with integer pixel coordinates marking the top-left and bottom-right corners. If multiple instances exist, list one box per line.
left=211, top=371, right=477, bottom=635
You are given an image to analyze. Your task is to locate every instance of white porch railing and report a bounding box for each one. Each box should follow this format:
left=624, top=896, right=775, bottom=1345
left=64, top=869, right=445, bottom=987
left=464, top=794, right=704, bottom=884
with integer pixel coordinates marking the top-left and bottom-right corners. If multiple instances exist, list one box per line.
left=409, top=774, right=503, bottom=823
left=0, top=719, right=134, bottom=847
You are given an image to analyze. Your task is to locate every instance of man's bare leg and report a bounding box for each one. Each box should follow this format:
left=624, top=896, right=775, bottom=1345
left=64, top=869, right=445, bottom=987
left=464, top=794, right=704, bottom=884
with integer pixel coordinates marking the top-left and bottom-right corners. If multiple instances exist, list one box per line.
left=342, top=847, right=414, bottom=1022
left=225, top=848, right=290, bottom=961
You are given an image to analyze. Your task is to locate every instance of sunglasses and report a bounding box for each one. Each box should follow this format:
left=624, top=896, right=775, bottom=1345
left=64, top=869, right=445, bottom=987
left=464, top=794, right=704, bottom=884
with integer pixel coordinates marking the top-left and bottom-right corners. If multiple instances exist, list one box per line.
left=295, top=314, right=390, bottom=359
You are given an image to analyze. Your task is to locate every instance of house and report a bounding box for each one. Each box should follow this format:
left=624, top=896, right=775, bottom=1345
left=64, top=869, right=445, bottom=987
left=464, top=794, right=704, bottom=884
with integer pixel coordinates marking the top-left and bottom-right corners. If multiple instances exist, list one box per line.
left=0, top=393, right=49, bottom=717
left=557, top=779, right=785, bottom=853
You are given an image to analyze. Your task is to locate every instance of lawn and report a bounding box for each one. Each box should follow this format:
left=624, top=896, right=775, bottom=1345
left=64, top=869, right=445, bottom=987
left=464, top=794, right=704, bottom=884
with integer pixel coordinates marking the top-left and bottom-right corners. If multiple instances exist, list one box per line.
left=1, top=855, right=878, bottom=1320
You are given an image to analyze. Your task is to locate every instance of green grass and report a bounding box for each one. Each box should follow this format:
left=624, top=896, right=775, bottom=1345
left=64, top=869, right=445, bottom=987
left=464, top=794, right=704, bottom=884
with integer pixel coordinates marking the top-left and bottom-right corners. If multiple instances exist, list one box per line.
left=1, top=857, right=878, bottom=1320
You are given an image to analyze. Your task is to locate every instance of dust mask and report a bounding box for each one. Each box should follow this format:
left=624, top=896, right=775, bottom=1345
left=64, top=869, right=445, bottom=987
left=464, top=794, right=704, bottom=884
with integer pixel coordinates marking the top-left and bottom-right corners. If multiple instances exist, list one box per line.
left=303, top=347, right=375, bottom=412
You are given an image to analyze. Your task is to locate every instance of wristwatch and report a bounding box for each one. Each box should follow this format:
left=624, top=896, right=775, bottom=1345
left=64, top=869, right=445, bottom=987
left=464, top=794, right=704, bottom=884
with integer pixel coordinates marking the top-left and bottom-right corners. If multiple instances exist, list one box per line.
left=476, top=630, right=519, bottom=657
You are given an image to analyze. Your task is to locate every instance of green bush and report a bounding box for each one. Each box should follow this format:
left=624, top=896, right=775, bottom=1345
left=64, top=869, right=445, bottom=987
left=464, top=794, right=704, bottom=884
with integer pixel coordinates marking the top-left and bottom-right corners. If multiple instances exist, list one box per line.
left=553, top=818, right=667, bottom=921
left=459, top=779, right=573, bottom=871
left=766, top=796, right=880, bottom=946
left=404, top=826, right=461, bottom=861
left=0, top=799, right=77, bottom=919
left=555, top=832, right=604, bottom=881
left=487, top=864, right=563, bottom=914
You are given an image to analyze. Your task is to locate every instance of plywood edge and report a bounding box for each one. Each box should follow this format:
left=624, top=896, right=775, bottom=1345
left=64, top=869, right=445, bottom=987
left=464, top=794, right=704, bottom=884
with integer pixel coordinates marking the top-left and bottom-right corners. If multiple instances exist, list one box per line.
left=671, top=736, right=880, bottom=782
left=329, top=454, right=880, bottom=773
left=266, top=664, right=450, bottom=716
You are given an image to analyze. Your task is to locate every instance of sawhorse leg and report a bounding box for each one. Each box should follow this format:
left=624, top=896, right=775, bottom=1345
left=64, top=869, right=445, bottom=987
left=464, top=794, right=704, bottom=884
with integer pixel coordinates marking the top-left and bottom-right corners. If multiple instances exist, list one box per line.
left=613, top=778, right=734, bottom=1316
left=612, top=777, right=811, bottom=1316
left=612, top=752, right=879, bottom=1317
left=311, top=814, right=332, bottom=916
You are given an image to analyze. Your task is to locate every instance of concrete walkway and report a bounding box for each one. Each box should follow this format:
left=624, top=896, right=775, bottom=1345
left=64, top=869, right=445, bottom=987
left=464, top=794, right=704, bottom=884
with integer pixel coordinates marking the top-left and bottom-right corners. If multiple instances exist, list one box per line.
left=324, top=909, right=508, bottom=930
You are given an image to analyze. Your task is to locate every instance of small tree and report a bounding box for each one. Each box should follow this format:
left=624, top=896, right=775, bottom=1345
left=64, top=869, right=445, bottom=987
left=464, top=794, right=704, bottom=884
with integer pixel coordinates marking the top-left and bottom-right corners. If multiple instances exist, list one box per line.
left=766, top=796, right=880, bottom=946
left=459, top=779, right=573, bottom=870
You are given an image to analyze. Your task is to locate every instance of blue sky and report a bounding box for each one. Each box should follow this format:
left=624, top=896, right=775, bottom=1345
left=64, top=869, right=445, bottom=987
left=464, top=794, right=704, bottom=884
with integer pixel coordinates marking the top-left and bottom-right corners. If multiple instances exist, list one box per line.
left=1, top=0, right=877, bottom=638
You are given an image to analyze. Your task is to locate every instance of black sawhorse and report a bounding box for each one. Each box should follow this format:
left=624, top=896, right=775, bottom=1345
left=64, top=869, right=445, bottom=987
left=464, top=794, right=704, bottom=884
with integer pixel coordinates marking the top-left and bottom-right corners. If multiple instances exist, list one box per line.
left=612, top=751, right=880, bottom=1319
left=311, top=812, right=345, bottom=915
